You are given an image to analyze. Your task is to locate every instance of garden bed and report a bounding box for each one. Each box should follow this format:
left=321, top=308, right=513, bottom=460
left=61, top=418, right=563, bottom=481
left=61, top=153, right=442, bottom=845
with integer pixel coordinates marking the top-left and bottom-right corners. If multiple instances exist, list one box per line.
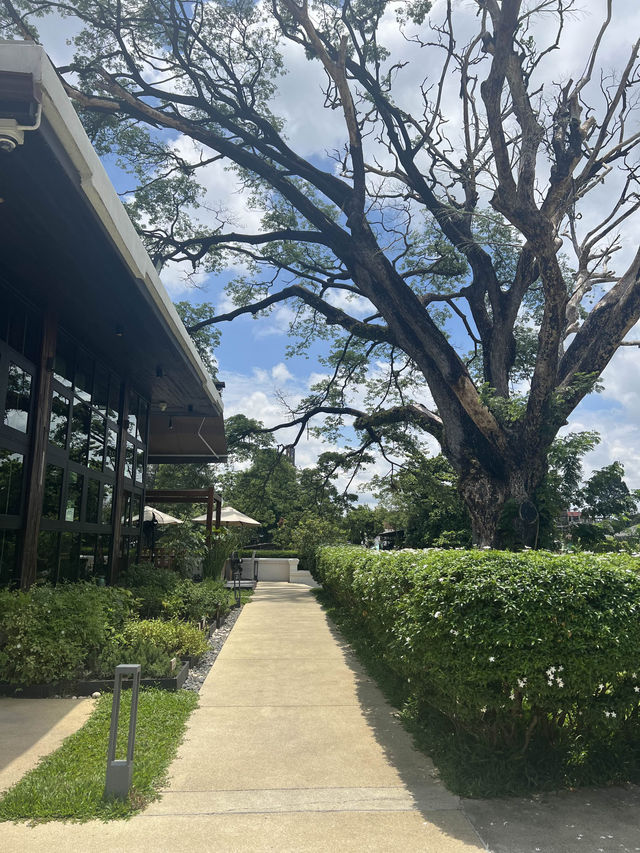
left=0, top=661, right=190, bottom=698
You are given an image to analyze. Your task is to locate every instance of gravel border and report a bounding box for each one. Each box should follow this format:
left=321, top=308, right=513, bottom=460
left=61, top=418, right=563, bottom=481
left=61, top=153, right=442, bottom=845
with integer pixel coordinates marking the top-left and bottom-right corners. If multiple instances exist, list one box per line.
left=181, top=604, right=245, bottom=692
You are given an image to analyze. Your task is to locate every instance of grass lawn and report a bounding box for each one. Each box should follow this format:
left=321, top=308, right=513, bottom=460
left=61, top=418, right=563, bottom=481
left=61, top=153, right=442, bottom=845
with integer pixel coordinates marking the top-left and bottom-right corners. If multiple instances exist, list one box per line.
left=0, top=688, right=198, bottom=822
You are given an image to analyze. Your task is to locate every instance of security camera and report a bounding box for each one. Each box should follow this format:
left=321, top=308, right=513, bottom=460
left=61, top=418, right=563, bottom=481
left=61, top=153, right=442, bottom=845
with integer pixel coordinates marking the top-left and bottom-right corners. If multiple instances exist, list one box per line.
left=0, top=134, right=18, bottom=153
left=0, top=122, right=24, bottom=152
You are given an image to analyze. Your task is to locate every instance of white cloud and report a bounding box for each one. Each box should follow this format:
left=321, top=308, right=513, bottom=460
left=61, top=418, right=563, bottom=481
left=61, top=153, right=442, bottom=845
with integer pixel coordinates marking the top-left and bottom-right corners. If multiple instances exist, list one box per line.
left=271, top=362, right=293, bottom=383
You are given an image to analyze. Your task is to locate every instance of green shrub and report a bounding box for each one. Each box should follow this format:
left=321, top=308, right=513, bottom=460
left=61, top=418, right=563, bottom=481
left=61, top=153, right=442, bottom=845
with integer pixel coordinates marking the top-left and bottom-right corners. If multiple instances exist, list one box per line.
left=0, top=584, right=134, bottom=685
left=97, top=618, right=209, bottom=680
left=119, top=563, right=180, bottom=593
left=162, top=579, right=231, bottom=623
left=118, top=564, right=181, bottom=618
left=316, top=546, right=640, bottom=794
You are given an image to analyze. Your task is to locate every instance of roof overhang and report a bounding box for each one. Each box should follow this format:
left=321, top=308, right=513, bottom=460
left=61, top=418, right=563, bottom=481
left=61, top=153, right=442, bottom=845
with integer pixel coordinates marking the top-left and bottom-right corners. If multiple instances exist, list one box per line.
left=0, top=41, right=226, bottom=462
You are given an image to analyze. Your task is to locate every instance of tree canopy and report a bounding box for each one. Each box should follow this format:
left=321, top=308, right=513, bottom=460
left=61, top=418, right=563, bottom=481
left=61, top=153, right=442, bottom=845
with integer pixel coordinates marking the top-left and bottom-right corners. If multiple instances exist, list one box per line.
left=4, top=0, right=640, bottom=543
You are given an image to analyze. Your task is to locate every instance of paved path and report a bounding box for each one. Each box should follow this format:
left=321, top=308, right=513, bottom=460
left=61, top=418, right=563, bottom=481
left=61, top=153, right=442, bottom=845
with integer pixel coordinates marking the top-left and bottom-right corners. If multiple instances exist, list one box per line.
left=0, top=697, right=94, bottom=794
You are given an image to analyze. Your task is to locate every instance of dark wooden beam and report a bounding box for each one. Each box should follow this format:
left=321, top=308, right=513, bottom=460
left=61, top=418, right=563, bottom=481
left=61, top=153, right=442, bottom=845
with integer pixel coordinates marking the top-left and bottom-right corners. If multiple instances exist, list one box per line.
left=20, top=309, right=57, bottom=589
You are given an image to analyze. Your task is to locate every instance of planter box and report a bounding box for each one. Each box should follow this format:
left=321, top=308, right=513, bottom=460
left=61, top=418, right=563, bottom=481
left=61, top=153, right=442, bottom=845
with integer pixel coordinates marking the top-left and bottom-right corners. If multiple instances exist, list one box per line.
left=0, top=680, right=68, bottom=698
left=0, top=660, right=190, bottom=698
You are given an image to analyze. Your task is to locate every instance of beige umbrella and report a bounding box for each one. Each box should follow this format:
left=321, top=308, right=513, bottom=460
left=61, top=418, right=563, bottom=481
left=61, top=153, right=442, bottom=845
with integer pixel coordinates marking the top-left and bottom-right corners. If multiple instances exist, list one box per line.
left=135, top=505, right=184, bottom=525
left=193, top=505, right=261, bottom=527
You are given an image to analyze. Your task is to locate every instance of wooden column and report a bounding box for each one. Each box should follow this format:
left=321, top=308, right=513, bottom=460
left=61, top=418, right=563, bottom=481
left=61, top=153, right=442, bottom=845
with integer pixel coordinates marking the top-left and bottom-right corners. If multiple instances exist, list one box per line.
left=206, top=487, right=214, bottom=548
left=108, top=381, right=129, bottom=585
left=20, top=310, right=57, bottom=590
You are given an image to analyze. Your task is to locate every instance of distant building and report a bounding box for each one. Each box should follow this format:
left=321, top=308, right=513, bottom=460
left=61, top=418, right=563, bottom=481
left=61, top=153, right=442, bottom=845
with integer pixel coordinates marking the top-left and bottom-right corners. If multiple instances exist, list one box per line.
left=0, top=43, right=227, bottom=588
left=557, top=510, right=582, bottom=530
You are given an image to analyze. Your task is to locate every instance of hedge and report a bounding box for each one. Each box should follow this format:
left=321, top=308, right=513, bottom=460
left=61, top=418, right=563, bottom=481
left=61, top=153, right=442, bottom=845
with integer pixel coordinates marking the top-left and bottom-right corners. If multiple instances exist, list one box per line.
left=316, top=546, right=640, bottom=794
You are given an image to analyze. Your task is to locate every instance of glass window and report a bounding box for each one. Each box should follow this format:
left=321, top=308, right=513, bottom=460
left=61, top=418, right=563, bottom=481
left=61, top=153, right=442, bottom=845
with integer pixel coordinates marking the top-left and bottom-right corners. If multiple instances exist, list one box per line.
left=108, top=378, right=120, bottom=422
left=125, top=442, right=134, bottom=481
left=75, top=351, right=93, bottom=402
left=58, top=532, right=80, bottom=582
left=49, top=390, right=70, bottom=448
left=94, top=535, right=110, bottom=585
left=53, top=335, right=74, bottom=388
left=104, top=427, right=118, bottom=473
left=0, top=449, right=23, bottom=515
left=42, top=464, right=64, bottom=519
left=86, top=478, right=100, bottom=524
left=121, top=491, right=131, bottom=528
left=4, top=363, right=32, bottom=433
left=127, top=392, right=138, bottom=438
left=80, top=534, right=97, bottom=581
left=93, top=366, right=109, bottom=416
left=88, top=413, right=105, bottom=470
left=102, top=483, right=113, bottom=525
left=69, top=400, right=90, bottom=465
left=138, top=400, right=149, bottom=443
left=136, top=447, right=145, bottom=484
left=131, top=493, right=142, bottom=528
left=37, top=530, right=59, bottom=583
left=65, top=470, right=83, bottom=522
left=0, top=529, right=19, bottom=586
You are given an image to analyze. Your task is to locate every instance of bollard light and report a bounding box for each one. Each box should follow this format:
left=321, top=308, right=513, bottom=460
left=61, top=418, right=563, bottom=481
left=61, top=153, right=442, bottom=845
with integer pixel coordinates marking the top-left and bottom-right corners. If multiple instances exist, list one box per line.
left=104, top=663, right=141, bottom=800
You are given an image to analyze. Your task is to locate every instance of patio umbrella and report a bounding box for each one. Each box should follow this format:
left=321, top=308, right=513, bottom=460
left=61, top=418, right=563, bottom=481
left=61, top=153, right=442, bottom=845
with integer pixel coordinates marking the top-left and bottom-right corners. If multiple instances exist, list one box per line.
left=193, top=506, right=261, bottom=527
left=135, top=505, right=184, bottom=525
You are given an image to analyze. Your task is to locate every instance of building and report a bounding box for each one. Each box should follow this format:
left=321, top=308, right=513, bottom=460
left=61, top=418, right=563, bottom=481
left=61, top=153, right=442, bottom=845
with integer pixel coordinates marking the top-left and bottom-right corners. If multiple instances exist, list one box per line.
left=0, top=42, right=226, bottom=589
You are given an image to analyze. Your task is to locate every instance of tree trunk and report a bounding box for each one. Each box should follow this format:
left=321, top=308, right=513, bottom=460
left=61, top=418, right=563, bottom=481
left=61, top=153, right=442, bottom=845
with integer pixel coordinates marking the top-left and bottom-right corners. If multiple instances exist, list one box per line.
left=457, top=453, right=547, bottom=548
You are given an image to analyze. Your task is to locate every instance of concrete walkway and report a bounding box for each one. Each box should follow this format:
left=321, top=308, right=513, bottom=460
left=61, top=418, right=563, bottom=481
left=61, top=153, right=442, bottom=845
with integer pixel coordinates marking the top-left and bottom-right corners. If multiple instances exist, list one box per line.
left=0, top=697, right=94, bottom=794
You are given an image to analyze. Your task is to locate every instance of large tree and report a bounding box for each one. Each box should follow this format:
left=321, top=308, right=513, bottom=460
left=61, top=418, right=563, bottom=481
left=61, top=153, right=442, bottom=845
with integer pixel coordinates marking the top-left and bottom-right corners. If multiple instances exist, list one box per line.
left=4, top=0, right=640, bottom=544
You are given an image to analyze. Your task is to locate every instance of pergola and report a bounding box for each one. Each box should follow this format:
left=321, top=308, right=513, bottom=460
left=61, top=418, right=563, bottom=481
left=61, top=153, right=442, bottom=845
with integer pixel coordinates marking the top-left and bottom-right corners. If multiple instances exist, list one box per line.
left=145, top=488, right=222, bottom=546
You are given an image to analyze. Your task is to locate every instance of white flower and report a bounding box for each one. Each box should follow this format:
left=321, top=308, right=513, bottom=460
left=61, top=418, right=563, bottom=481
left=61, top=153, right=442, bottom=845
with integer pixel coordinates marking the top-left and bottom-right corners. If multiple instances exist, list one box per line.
left=632, top=673, right=638, bottom=680
left=16, top=643, right=21, bottom=649
left=517, top=678, right=527, bottom=688
left=634, top=686, right=639, bottom=693
left=450, top=629, right=459, bottom=636
left=546, top=667, right=556, bottom=677
left=509, top=690, right=515, bottom=700
left=604, top=710, right=611, bottom=718
left=598, top=683, right=606, bottom=691
left=558, top=666, right=564, bottom=672
left=480, top=706, right=487, bottom=713
left=611, top=711, right=616, bottom=718
left=488, top=656, right=495, bottom=662
left=434, top=611, right=442, bottom=619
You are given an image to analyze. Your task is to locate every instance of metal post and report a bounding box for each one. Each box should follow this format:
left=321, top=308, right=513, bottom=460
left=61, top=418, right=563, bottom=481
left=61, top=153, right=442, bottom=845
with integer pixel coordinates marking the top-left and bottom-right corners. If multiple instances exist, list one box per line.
left=104, top=663, right=141, bottom=800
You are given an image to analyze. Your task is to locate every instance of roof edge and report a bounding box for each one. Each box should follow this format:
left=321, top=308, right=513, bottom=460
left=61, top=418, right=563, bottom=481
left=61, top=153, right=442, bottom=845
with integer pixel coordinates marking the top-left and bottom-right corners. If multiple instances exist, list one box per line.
left=0, top=40, right=223, bottom=415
